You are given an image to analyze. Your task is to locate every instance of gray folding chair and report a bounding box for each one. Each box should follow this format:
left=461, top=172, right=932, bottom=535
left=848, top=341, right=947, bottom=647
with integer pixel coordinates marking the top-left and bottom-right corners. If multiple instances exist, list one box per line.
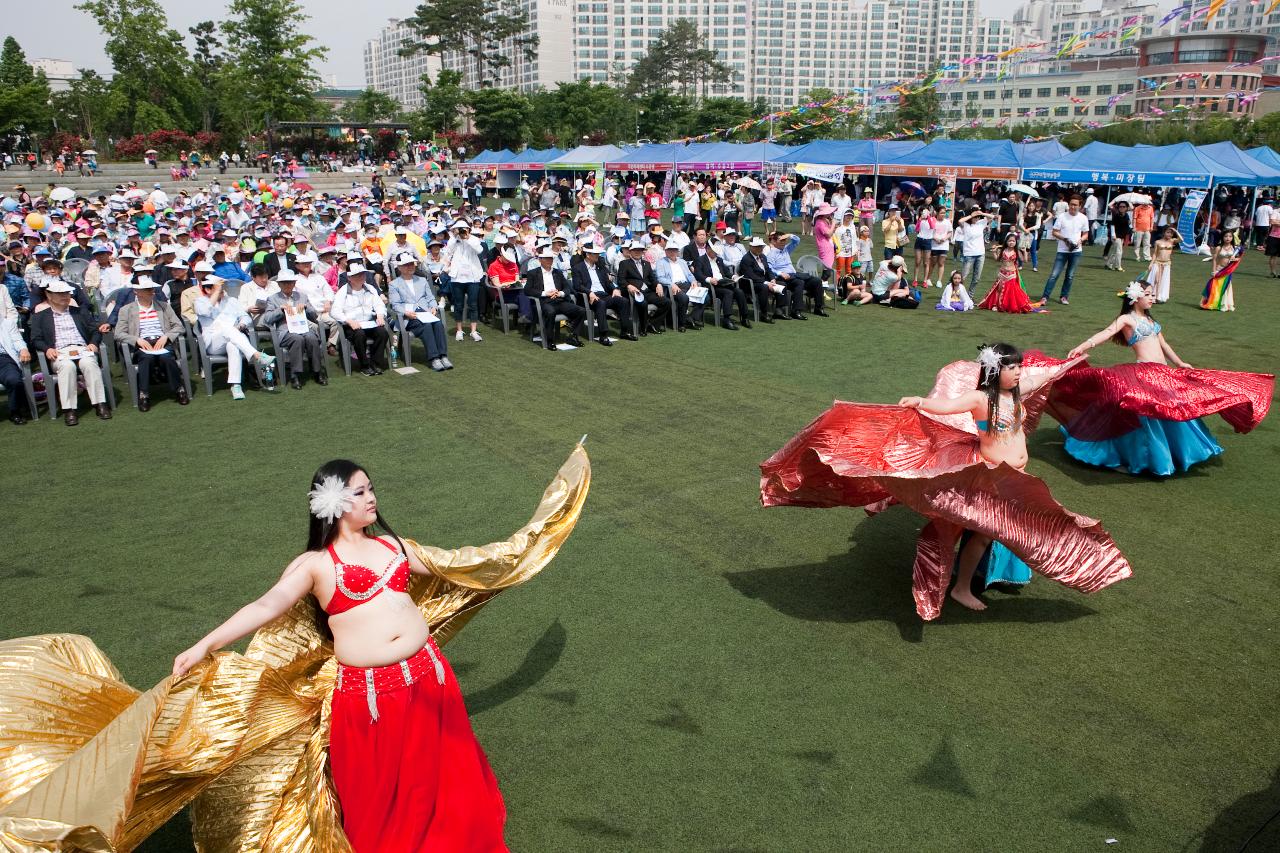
left=487, top=284, right=521, bottom=334
left=528, top=296, right=573, bottom=349
left=193, top=320, right=267, bottom=397
left=35, top=343, right=117, bottom=420
left=118, top=336, right=193, bottom=407
left=795, top=254, right=836, bottom=307
left=394, top=313, right=418, bottom=368
left=12, top=360, right=39, bottom=421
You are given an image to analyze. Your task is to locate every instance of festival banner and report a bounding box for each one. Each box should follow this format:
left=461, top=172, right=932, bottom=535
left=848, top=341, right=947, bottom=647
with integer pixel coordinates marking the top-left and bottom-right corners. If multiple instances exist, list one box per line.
left=794, top=163, right=847, bottom=183
left=887, top=164, right=1021, bottom=180
left=1177, top=190, right=1206, bottom=253
left=1022, top=167, right=1212, bottom=189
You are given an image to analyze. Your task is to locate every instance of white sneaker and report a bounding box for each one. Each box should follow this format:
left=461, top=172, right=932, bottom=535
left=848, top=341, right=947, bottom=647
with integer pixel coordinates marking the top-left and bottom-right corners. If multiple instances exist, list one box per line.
left=470, top=330, right=483, bottom=342
left=441, top=357, right=454, bottom=369
left=924, top=279, right=932, bottom=289
left=230, top=384, right=245, bottom=400
left=455, top=329, right=464, bottom=341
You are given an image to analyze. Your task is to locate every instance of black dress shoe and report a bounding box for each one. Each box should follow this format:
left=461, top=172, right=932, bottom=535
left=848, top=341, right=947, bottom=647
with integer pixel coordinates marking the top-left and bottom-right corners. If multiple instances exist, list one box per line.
left=638, top=328, right=648, bottom=337
left=371, top=366, right=384, bottom=375
left=773, top=313, right=789, bottom=320
left=177, top=386, right=190, bottom=405
left=760, top=316, right=774, bottom=324
left=620, top=333, right=639, bottom=342
left=814, top=308, right=830, bottom=317
left=10, top=413, right=27, bottom=425
left=137, top=393, right=150, bottom=413
left=361, top=366, right=375, bottom=376
left=566, top=336, right=584, bottom=347
left=290, top=375, right=303, bottom=390
left=598, top=337, right=613, bottom=346
left=316, top=372, right=329, bottom=386
left=790, top=313, right=808, bottom=320
left=64, top=410, right=79, bottom=426
left=677, top=325, right=686, bottom=332
left=95, top=403, right=112, bottom=420
left=721, top=319, right=738, bottom=330
left=740, top=318, right=752, bottom=328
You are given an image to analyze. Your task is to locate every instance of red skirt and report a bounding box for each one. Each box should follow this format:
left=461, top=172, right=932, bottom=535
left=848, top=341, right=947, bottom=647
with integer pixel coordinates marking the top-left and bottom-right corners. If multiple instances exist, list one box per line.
left=330, top=638, right=508, bottom=853
left=977, top=270, right=1034, bottom=313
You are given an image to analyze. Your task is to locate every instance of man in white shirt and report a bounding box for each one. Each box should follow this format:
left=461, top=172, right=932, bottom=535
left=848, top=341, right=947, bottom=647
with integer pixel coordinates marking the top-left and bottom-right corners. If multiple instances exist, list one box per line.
left=1082, top=188, right=1100, bottom=244
left=955, top=209, right=995, bottom=294
left=443, top=220, right=485, bottom=343
left=1252, top=196, right=1273, bottom=249
left=1039, top=194, right=1090, bottom=305
left=148, top=183, right=170, bottom=211
left=331, top=264, right=388, bottom=375
left=293, top=252, right=339, bottom=348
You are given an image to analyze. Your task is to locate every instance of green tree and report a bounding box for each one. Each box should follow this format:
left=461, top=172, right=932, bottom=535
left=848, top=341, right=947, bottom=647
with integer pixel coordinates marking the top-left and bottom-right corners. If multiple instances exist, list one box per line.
left=686, top=97, right=758, bottom=140
left=409, top=70, right=465, bottom=137
left=896, top=67, right=942, bottom=138
left=465, top=87, right=530, bottom=150
left=341, top=89, right=404, bottom=124
left=530, top=81, right=628, bottom=146
left=49, top=69, right=113, bottom=142
left=400, top=0, right=538, bottom=87
left=219, top=0, right=327, bottom=136
left=625, top=19, right=733, bottom=100
left=0, top=37, right=53, bottom=137
left=636, top=90, right=695, bottom=141
left=77, top=0, right=195, bottom=134
left=189, top=20, right=225, bottom=133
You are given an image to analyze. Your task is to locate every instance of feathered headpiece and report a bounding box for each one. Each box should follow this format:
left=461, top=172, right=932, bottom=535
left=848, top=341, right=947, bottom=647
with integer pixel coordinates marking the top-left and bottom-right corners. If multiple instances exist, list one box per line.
left=1124, top=281, right=1149, bottom=302
left=308, top=475, right=356, bottom=522
left=976, top=344, right=1003, bottom=384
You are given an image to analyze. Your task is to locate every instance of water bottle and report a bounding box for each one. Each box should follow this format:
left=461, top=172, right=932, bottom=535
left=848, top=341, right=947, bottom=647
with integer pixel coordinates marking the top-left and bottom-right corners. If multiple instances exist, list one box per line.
left=390, top=333, right=400, bottom=368
left=263, top=361, right=275, bottom=389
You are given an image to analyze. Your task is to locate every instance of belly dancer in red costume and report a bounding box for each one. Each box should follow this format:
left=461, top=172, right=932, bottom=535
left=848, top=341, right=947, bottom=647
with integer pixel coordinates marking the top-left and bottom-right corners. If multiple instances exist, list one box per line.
left=761, top=344, right=1132, bottom=618
left=171, top=460, right=508, bottom=851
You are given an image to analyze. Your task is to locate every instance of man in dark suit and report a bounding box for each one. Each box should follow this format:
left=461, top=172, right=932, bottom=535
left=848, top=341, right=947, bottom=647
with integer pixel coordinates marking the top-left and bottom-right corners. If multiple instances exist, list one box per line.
left=615, top=240, right=669, bottom=335
left=736, top=237, right=789, bottom=322
left=262, top=235, right=294, bottom=279
left=523, top=248, right=586, bottom=350
left=571, top=241, right=636, bottom=345
left=691, top=240, right=751, bottom=330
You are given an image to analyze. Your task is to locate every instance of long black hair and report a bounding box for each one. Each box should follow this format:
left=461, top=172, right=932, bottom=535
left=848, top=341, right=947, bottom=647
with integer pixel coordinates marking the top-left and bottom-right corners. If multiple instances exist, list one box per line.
left=306, top=459, right=406, bottom=638
left=1112, top=280, right=1154, bottom=346
left=976, top=342, right=1023, bottom=434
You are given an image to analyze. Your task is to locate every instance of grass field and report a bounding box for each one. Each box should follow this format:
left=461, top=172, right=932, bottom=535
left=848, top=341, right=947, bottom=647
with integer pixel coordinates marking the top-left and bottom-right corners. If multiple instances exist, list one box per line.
left=4, top=217, right=1279, bottom=852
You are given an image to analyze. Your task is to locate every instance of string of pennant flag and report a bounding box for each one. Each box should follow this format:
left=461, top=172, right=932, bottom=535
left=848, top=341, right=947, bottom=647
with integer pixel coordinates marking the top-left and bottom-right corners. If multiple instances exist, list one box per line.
left=672, top=0, right=1280, bottom=145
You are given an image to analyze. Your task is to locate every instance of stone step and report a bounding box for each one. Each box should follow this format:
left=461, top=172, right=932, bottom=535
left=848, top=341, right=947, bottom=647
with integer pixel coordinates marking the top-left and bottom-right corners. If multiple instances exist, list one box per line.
left=9, top=169, right=392, bottom=199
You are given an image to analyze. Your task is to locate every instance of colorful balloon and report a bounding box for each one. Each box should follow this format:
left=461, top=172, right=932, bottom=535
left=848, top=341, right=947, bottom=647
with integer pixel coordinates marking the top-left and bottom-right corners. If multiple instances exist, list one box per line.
left=281, top=197, right=294, bottom=209
left=24, top=213, right=45, bottom=230
left=142, top=201, right=155, bottom=214
left=1, top=198, right=18, bottom=212
left=258, top=180, right=269, bottom=191
left=261, top=191, right=273, bottom=203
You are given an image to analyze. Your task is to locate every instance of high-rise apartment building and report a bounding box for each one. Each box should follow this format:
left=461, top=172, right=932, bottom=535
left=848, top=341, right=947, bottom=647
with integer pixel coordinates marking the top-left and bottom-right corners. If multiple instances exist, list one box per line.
left=363, top=19, right=442, bottom=110
left=366, top=0, right=1022, bottom=109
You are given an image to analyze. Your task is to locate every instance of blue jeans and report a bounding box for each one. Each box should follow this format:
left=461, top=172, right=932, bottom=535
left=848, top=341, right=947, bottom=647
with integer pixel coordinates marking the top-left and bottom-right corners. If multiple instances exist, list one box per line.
left=960, top=254, right=985, bottom=292
left=1040, top=251, right=1081, bottom=301
left=1029, top=236, right=1039, bottom=269
left=450, top=279, right=481, bottom=323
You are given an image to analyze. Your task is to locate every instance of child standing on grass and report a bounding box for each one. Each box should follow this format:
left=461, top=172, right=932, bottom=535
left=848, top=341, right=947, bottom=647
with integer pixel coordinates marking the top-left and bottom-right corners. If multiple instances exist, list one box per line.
left=833, top=211, right=858, bottom=279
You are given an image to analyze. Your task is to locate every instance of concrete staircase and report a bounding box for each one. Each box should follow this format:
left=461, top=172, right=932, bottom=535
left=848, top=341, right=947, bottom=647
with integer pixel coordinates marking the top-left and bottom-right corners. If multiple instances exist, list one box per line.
left=7, top=162, right=401, bottom=200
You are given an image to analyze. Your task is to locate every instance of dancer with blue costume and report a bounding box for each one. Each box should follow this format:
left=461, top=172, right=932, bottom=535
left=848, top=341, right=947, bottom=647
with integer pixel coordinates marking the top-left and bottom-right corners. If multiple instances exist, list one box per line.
left=1056, top=280, right=1274, bottom=477
left=760, top=345, right=1132, bottom=618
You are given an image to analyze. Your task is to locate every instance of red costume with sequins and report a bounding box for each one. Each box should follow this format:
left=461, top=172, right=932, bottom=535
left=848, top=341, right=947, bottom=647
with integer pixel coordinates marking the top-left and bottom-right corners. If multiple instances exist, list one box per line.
left=325, top=537, right=508, bottom=853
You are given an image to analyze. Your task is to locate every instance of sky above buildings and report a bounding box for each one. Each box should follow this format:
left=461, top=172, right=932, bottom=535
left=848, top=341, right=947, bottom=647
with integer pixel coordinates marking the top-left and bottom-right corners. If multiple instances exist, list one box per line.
left=16, top=0, right=1025, bottom=86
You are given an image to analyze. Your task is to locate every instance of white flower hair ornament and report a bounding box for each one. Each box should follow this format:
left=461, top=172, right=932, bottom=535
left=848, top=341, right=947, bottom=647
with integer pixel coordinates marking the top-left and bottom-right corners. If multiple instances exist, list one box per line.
left=1125, top=281, right=1149, bottom=302
left=976, top=345, right=1003, bottom=383
left=308, top=476, right=357, bottom=522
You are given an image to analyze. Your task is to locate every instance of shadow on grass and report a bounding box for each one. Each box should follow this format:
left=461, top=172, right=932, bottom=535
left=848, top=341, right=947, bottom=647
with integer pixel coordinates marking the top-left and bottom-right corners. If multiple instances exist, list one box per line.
left=463, top=619, right=566, bottom=715
left=725, top=507, right=1098, bottom=642
left=1197, top=766, right=1280, bottom=852
left=1029, top=428, right=1225, bottom=487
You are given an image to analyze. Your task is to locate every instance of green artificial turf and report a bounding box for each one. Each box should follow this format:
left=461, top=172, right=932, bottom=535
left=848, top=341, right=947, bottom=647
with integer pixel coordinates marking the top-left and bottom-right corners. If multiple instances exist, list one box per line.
left=4, top=215, right=1279, bottom=852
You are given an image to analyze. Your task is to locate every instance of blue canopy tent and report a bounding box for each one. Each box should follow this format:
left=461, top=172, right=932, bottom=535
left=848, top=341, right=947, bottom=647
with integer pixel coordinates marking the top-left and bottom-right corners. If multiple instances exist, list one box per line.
left=1247, top=146, right=1280, bottom=173
left=774, top=139, right=925, bottom=175
left=492, top=147, right=566, bottom=191
left=879, top=140, right=1025, bottom=180
left=465, top=149, right=515, bottom=167
left=1022, top=142, right=1216, bottom=189
left=1194, top=142, right=1280, bottom=187
left=673, top=141, right=793, bottom=171
left=1015, top=140, right=1071, bottom=168
left=605, top=143, right=684, bottom=171
left=546, top=144, right=626, bottom=171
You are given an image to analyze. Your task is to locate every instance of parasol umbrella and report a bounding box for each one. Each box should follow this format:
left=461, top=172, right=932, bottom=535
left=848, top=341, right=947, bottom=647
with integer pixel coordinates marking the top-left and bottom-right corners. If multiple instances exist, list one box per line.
left=898, top=180, right=926, bottom=196
left=1008, top=183, right=1040, bottom=198
left=292, top=181, right=314, bottom=191
left=80, top=149, right=97, bottom=156
left=379, top=230, right=427, bottom=257
left=1113, top=192, right=1152, bottom=206
left=735, top=176, right=762, bottom=191
left=49, top=187, right=77, bottom=202
left=144, top=149, right=158, bottom=155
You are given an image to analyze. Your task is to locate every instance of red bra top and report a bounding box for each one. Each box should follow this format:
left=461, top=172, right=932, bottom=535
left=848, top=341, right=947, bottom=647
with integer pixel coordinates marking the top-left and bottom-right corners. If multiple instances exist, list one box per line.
left=323, top=536, right=410, bottom=615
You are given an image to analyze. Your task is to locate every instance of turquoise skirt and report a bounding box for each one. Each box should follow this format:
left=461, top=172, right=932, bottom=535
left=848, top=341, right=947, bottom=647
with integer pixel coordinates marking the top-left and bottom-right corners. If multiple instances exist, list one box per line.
left=957, top=533, right=1032, bottom=588
left=1061, top=416, right=1222, bottom=477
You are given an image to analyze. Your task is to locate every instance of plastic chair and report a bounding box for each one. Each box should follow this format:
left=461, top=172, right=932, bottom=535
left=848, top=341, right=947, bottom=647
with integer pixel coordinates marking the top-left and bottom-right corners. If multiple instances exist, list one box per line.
left=487, top=284, right=521, bottom=334
left=35, top=343, right=117, bottom=420
left=118, top=336, right=193, bottom=407
left=11, top=360, right=39, bottom=420
left=193, top=320, right=267, bottom=397
left=528, top=296, right=575, bottom=349
left=61, top=258, right=90, bottom=287
left=394, top=313, right=420, bottom=368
